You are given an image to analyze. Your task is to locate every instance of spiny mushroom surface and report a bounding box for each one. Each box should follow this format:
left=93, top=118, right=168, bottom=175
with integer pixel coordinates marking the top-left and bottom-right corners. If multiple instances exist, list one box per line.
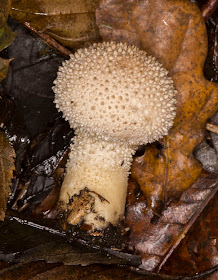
left=53, top=41, right=177, bottom=230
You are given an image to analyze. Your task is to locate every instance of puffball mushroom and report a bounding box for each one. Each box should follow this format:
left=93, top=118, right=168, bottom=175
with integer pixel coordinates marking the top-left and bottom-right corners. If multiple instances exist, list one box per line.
left=53, top=41, right=177, bottom=231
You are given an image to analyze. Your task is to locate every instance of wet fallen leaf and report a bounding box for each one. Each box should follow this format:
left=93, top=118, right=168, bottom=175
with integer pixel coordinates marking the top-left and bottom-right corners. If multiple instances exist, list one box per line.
left=195, top=141, right=218, bottom=174
left=194, top=112, right=218, bottom=174
left=0, top=217, right=138, bottom=267
left=0, top=262, right=164, bottom=280
left=0, top=0, right=16, bottom=50
left=0, top=262, right=61, bottom=280
left=0, top=18, right=73, bottom=217
left=96, top=0, right=218, bottom=214
left=0, top=131, right=15, bottom=220
left=0, top=58, right=11, bottom=82
left=161, top=193, right=218, bottom=276
left=0, top=0, right=16, bottom=81
left=11, top=0, right=100, bottom=50
left=203, top=7, right=218, bottom=82
left=0, top=97, right=31, bottom=175
left=2, top=18, right=65, bottom=138
left=126, top=173, right=218, bottom=273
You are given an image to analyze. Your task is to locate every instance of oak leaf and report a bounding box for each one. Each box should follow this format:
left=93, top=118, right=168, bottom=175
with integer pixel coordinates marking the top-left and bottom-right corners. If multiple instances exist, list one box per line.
left=11, top=0, right=100, bottom=50
left=0, top=130, right=15, bottom=221
left=96, top=0, right=218, bottom=273
left=96, top=0, right=218, bottom=213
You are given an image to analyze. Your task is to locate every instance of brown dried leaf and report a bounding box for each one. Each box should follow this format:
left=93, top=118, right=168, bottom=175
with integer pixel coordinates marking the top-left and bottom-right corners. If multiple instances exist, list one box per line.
left=0, top=131, right=15, bottom=221
left=0, top=58, right=12, bottom=82
left=0, top=0, right=16, bottom=81
left=0, top=263, right=158, bottom=280
left=125, top=173, right=218, bottom=272
left=96, top=0, right=218, bottom=213
left=0, top=0, right=16, bottom=50
left=11, top=0, right=100, bottom=50
left=161, top=193, right=218, bottom=276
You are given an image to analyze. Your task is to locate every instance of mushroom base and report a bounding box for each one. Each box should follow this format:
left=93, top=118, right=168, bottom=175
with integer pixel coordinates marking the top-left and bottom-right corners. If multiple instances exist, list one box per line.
left=59, top=133, right=135, bottom=230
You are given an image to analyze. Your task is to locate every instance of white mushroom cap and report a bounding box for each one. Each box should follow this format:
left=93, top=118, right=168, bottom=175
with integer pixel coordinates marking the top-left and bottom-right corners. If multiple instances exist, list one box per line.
left=53, top=42, right=177, bottom=146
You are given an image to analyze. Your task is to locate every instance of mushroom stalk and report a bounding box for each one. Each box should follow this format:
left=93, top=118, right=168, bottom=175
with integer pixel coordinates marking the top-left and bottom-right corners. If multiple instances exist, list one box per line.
left=59, top=130, right=136, bottom=229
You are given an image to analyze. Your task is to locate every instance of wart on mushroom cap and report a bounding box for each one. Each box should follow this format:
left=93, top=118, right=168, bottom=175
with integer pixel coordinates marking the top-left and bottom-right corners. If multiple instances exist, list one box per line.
left=53, top=41, right=177, bottom=230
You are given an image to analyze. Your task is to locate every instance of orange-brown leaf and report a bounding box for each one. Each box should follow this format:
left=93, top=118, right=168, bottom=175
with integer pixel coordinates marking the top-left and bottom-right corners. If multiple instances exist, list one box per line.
left=96, top=0, right=218, bottom=212
left=0, top=0, right=16, bottom=81
left=0, top=58, right=11, bottom=82
left=96, top=0, right=218, bottom=272
left=11, top=0, right=100, bottom=50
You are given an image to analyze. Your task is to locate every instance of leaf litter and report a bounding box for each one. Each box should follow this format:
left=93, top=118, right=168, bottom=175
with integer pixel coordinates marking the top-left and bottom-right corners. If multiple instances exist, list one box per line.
left=0, top=0, right=217, bottom=279
left=0, top=0, right=16, bottom=82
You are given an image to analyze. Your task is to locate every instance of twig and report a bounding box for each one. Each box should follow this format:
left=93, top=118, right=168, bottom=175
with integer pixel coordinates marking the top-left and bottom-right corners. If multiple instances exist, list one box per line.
left=206, top=123, right=218, bottom=134
left=23, top=22, right=72, bottom=58
left=201, top=0, right=218, bottom=21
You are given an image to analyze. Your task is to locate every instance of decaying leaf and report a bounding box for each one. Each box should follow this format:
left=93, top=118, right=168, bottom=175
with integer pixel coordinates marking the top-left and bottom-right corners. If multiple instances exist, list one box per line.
left=0, top=262, right=168, bottom=280
left=0, top=0, right=16, bottom=50
left=195, top=112, right=218, bottom=174
left=11, top=0, right=100, bottom=50
left=0, top=0, right=16, bottom=82
left=161, top=193, right=218, bottom=276
left=96, top=0, right=218, bottom=213
left=0, top=57, right=11, bottom=82
left=126, top=173, right=218, bottom=272
left=195, top=141, right=218, bottom=174
left=0, top=131, right=15, bottom=220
